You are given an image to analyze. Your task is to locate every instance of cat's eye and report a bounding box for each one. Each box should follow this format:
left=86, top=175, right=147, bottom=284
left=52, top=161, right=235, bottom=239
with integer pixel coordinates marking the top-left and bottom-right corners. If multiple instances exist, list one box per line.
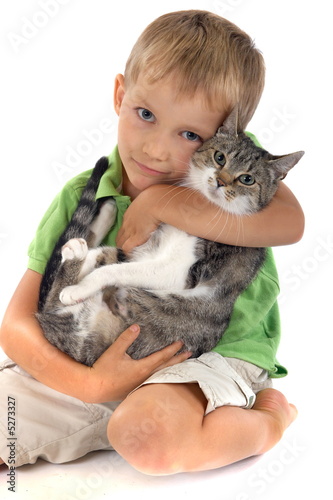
left=214, top=151, right=226, bottom=166
left=238, top=174, right=255, bottom=186
left=138, top=108, right=155, bottom=122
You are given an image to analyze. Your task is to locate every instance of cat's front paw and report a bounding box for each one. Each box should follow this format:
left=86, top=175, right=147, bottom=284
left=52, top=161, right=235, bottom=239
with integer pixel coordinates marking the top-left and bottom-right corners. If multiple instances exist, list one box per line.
left=61, top=238, right=88, bottom=262
left=59, top=284, right=87, bottom=305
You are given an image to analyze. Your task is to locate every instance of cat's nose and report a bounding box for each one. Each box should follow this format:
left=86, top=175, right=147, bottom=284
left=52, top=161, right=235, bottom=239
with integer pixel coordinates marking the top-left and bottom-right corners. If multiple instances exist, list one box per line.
left=217, top=178, right=226, bottom=187
left=216, top=172, right=232, bottom=188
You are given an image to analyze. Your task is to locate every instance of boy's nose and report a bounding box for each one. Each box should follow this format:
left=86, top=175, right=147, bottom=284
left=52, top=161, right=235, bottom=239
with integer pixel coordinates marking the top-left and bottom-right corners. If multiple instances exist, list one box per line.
left=143, top=133, right=169, bottom=162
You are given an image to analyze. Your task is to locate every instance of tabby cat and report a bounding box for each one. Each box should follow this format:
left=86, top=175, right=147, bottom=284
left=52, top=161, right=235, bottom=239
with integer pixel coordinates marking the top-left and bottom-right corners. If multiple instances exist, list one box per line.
left=37, top=108, right=304, bottom=366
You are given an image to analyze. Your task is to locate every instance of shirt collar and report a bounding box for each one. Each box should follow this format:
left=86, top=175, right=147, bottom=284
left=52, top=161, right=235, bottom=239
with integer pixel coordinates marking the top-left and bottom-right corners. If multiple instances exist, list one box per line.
left=95, top=145, right=129, bottom=200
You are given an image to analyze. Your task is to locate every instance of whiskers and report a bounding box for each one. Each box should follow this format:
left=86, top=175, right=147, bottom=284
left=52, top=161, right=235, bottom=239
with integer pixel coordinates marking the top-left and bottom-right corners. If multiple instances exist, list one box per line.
left=233, top=213, right=246, bottom=247
left=203, top=206, right=246, bottom=247
left=153, top=155, right=200, bottom=213
left=204, top=205, right=230, bottom=242
left=154, top=183, right=195, bottom=213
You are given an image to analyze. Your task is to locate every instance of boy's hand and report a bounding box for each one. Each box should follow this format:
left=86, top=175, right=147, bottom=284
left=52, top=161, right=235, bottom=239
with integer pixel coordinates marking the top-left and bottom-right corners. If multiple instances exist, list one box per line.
left=116, top=187, right=161, bottom=253
left=83, top=324, right=191, bottom=403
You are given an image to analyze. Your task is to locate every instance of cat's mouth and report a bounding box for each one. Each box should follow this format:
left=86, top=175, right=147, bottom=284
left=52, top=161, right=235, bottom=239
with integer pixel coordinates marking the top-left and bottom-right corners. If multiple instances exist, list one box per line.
left=209, top=185, right=253, bottom=215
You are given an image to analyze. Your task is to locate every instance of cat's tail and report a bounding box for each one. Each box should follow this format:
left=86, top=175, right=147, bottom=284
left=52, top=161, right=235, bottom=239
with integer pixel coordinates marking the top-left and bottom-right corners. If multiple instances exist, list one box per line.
left=38, top=156, right=109, bottom=311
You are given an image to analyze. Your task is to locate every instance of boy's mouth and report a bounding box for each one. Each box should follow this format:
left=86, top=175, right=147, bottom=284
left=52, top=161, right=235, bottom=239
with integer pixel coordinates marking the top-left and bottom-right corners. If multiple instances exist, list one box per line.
left=134, top=160, right=167, bottom=177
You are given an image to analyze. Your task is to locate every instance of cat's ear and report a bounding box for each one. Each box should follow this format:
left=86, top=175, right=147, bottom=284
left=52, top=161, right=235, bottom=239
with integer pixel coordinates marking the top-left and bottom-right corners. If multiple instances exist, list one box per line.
left=217, top=106, right=239, bottom=136
left=269, top=151, right=305, bottom=180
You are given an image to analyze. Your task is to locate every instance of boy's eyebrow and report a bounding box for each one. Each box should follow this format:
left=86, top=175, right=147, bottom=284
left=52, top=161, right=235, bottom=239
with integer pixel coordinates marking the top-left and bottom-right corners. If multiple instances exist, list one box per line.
left=129, top=88, right=152, bottom=109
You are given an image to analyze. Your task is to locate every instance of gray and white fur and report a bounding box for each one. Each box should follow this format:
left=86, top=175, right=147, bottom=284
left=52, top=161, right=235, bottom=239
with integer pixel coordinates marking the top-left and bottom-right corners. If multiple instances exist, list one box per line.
left=37, top=108, right=304, bottom=366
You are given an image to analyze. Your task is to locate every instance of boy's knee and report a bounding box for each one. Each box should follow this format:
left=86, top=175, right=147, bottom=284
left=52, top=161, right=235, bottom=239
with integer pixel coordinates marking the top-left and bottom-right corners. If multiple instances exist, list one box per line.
left=107, top=400, right=181, bottom=475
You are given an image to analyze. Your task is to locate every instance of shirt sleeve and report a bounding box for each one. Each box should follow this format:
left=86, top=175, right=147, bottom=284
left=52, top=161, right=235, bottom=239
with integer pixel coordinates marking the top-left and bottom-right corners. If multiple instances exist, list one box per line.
left=27, top=180, right=87, bottom=274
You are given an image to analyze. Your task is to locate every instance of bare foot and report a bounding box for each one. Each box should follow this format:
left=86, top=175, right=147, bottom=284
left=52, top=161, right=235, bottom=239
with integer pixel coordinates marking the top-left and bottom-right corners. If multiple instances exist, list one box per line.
left=252, top=388, right=298, bottom=453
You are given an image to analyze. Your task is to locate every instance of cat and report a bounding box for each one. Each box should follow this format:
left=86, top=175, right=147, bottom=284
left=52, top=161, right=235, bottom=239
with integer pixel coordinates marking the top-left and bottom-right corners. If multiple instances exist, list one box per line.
left=36, top=107, right=304, bottom=366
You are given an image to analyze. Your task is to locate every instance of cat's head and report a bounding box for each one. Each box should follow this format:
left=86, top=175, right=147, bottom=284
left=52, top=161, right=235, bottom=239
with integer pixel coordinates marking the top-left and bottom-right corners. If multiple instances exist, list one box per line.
left=187, top=107, right=304, bottom=215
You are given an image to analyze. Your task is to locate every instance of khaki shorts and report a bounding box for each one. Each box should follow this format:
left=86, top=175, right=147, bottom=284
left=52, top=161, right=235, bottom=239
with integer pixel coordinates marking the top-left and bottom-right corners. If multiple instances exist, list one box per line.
left=0, top=353, right=272, bottom=467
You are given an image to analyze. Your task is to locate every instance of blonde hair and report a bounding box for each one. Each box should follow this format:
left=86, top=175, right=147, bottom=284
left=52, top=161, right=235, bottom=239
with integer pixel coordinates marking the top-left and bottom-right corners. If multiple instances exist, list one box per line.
left=124, top=10, right=265, bottom=129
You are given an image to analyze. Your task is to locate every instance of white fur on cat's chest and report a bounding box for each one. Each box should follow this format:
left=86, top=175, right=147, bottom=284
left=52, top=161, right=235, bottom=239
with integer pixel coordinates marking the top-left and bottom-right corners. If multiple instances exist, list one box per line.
left=60, top=224, right=200, bottom=305
left=130, top=224, right=198, bottom=290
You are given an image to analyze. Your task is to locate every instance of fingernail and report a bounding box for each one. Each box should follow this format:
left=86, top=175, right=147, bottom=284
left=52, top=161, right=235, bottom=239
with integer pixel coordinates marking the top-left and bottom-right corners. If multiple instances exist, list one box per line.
left=130, top=324, right=140, bottom=333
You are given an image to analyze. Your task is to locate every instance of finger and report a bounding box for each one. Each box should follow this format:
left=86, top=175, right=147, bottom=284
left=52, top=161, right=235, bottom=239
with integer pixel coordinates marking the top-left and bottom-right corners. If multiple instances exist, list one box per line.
left=140, top=340, right=185, bottom=369
left=122, top=234, right=149, bottom=254
left=112, top=324, right=141, bottom=354
left=121, top=238, right=136, bottom=254
left=165, top=350, right=192, bottom=366
left=153, top=350, right=192, bottom=373
left=115, top=228, right=125, bottom=248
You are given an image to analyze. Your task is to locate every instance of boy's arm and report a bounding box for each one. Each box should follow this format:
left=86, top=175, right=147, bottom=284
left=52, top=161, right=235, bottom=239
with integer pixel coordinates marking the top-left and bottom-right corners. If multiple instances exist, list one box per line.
left=0, top=269, right=190, bottom=403
left=117, top=182, right=304, bottom=252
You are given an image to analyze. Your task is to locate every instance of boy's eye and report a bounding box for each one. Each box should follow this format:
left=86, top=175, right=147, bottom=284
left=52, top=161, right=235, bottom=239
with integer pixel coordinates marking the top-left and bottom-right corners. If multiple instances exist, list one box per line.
left=138, top=108, right=155, bottom=122
left=182, top=131, right=200, bottom=142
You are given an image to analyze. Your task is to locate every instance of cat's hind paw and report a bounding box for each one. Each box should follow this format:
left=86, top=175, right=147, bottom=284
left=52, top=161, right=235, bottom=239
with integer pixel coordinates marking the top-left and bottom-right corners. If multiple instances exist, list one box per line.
left=104, top=287, right=129, bottom=318
left=61, top=238, right=88, bottom=262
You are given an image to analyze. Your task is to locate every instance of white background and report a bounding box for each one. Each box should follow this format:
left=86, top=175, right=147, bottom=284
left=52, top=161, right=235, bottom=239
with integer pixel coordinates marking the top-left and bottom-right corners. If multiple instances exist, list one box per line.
left=0, top=0, right=332, bottom=499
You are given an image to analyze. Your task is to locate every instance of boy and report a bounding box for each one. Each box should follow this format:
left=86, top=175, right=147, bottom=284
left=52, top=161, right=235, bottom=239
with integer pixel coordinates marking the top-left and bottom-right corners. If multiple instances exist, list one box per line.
left=0, top=10, right=302, bottom=473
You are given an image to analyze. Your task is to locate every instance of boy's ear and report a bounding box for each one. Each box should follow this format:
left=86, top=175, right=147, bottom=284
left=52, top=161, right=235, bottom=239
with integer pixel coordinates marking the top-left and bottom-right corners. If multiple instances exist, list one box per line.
left=114, top=74, right=126, bottom=115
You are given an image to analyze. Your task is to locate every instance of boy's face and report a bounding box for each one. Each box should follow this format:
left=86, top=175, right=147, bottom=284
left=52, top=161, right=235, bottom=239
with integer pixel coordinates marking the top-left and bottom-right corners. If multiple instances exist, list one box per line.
left=114, top=73, right=225, bottom=199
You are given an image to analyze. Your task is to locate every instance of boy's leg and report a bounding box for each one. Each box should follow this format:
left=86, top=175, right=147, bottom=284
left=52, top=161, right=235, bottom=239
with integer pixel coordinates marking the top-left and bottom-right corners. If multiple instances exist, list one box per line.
left=107, top=366, right=297, bottom=475
left=0, top=359, right=119, bottom=466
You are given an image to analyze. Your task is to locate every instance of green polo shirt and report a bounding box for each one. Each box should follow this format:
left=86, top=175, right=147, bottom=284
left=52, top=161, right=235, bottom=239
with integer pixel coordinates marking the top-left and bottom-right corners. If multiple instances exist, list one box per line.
left=28, top=145, right=287, bottom=378
left=28, top=147, right=131, bottom=273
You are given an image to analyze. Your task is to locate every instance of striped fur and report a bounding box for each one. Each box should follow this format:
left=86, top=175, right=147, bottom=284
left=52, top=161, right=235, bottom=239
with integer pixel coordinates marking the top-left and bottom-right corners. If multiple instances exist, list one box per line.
left=37, top=108, right=304, bottom=365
